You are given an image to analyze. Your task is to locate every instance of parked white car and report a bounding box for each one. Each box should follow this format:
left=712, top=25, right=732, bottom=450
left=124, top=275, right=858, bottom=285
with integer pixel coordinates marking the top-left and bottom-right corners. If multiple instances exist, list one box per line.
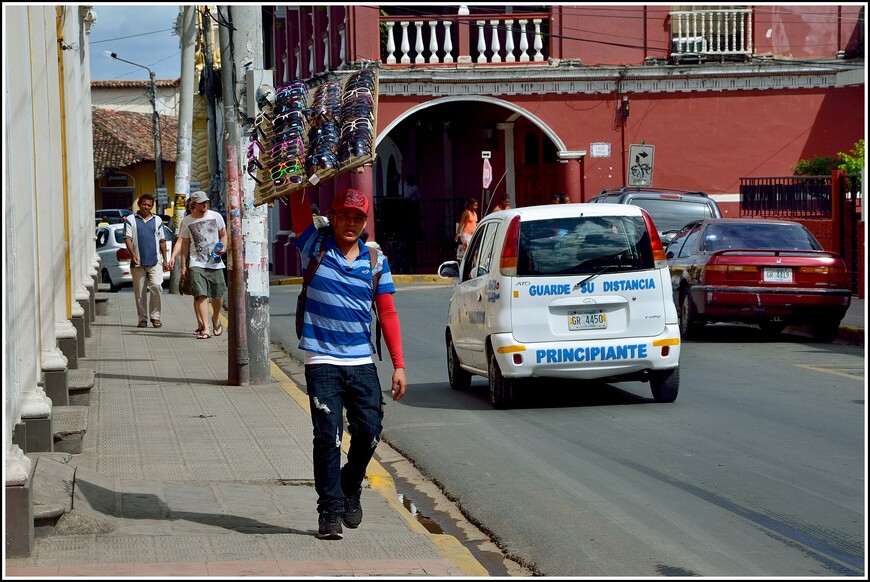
left=438, top=203, right=681, bottom=409
left=96, top=223, right=171, bottom=291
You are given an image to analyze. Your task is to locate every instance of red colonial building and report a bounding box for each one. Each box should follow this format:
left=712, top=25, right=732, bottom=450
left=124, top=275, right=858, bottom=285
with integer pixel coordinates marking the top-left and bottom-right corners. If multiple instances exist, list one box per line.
left=261, top=4, right=864, bottom=275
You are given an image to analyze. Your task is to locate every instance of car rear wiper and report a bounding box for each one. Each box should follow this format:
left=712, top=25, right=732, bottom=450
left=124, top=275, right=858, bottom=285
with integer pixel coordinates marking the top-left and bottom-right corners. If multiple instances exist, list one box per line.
left=574, top=265, right=615, bottom=289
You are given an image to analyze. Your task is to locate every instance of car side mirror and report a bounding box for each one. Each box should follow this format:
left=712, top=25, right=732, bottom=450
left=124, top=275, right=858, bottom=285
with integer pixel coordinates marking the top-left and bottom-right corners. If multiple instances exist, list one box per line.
left=666, top=250, right=675, bottom=260
left=438, top=260, right=460, bottom=279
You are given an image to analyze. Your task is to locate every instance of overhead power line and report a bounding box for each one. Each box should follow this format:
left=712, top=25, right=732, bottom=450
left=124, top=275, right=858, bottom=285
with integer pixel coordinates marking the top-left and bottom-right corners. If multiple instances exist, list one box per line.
left=90, top=28, right=174, bottom=45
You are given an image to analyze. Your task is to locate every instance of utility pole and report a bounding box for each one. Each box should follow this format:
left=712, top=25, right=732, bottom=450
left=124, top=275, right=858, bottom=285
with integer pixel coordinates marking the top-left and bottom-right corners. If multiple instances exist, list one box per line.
left=105, top=51, right=163, bottom=201
left=169, top=6, right=197, bottom=294
left=219, top=6, right=271, bottom=385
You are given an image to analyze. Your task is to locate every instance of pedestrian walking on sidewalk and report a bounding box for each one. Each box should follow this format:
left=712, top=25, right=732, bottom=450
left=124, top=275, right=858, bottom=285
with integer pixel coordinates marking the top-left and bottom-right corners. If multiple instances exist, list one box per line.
left=289, top=187, right=408, bottom=541
left=124, top=193, right=168, bottom=328
left=170, top=197, right=205, bottom=335
left=169, top=190, right=227, bottom=339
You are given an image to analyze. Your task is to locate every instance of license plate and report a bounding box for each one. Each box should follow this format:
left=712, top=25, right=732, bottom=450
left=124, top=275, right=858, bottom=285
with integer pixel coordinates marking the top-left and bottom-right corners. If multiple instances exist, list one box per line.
left=763, top=267, right=793, bottom=283
left=568, top=309, right=607, bottom=330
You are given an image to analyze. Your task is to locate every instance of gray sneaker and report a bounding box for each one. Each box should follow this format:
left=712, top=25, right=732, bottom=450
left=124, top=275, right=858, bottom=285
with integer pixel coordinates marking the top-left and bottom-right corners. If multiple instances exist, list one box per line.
left=342, top=491, right=363, bottom=529
left=317, top=512, right=343, bottom=540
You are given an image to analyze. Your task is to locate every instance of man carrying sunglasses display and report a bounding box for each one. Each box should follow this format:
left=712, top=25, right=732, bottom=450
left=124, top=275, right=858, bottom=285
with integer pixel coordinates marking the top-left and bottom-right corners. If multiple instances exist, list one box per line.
left=290, top=187, right=407, bottom=540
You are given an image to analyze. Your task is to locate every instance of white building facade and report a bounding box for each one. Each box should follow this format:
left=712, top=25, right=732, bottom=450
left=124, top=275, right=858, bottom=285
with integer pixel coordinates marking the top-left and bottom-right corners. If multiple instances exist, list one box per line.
left=3, top=4, right=99, bottom=555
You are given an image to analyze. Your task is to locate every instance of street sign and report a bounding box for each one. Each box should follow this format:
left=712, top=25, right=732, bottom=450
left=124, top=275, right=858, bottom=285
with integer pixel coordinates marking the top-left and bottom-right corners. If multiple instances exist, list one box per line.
left=481, top=151, right=491, bottom=159
left=482, top=158, right=493, bottom=189
left=155, top=187, right=169, bottom=206
left=628, top=144, right=655, bottom=186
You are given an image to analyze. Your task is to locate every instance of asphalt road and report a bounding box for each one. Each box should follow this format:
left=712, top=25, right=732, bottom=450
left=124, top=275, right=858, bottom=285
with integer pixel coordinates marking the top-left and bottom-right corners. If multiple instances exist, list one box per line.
left=269, top=283, right=866, bottom=577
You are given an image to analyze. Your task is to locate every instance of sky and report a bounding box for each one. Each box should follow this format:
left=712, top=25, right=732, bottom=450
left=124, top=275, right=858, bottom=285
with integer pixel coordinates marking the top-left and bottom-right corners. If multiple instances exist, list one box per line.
left=88, top=4, right=183, bottom=81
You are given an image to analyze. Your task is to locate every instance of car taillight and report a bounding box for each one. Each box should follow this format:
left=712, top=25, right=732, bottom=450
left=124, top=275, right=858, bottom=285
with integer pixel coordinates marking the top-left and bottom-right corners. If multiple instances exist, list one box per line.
left=702, top=263, right=758, bottom=284
left=639, top=209, right=667, bottom=268
left=799, top=265, right=848, bottom=287
left=116, top=248, right=132, bottom=261
left=499, top=215, right=521, bottom=275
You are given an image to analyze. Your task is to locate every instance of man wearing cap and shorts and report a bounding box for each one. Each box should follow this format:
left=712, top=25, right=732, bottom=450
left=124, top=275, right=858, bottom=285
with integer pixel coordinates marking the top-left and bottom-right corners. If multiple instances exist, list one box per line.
left=171, top=191, right=228, bottom=339
left=289, top=188, right=408, bottom=540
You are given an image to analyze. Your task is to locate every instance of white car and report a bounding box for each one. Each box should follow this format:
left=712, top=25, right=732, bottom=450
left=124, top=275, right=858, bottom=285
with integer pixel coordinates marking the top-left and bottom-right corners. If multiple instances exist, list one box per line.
left=96, top=223, right=171, bottom=291
left=438, top=203, right=681, bottom=409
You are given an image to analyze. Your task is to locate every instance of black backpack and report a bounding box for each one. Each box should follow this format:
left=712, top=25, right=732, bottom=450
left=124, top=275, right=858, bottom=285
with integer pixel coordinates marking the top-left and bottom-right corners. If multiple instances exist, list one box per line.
left=295, top=231, right=383, bottom=359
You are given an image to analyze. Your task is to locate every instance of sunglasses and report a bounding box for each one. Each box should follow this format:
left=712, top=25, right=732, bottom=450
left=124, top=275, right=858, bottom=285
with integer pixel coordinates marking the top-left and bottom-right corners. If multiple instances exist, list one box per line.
left=270, top=161, right=304, bottom=181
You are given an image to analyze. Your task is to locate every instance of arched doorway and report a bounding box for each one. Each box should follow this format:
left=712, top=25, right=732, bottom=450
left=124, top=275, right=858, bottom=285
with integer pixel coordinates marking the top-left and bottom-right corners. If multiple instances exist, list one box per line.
left=375, top=97, right=564, bottom=272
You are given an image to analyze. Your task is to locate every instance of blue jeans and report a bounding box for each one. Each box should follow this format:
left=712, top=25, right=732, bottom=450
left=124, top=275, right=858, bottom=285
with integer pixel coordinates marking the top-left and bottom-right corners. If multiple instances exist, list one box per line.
left=304, top=363, right=384, bottom=515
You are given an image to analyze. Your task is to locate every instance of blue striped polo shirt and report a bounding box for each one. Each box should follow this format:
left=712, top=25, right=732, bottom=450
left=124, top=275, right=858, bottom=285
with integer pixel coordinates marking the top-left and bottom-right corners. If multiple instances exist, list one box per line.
left=297, top=224, right=395, bottom=359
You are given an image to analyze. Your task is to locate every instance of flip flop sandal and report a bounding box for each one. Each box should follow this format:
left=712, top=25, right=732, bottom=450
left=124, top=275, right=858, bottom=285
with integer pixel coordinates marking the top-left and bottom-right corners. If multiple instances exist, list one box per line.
left=194, top=327, right=203, bottom=335
left=196, top=332, right=211, bottom=340
left=137, top=321, right=148, bottom=328
left=213, top=322, right=224, bottom=336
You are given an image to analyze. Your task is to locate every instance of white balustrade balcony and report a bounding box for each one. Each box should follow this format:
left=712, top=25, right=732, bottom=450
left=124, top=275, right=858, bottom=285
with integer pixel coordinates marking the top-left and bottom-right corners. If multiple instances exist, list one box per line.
left=381, top=13, right=549, bottom=66
left=670, top=8, right=753, bottom=61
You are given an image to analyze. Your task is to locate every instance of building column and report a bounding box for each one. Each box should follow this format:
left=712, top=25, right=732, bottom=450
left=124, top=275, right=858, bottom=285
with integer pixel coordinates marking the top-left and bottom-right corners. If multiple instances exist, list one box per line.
left=41, top=348, right=69, bottom=407
left=4, top=445, right=34, bottom=557
left=56, top=321, right=79, bottom=370
left=351, top=165, right=375, bottom=241
left=20, top=386, right=53, bottom=453
left=558, top=151, right=585, bottom=202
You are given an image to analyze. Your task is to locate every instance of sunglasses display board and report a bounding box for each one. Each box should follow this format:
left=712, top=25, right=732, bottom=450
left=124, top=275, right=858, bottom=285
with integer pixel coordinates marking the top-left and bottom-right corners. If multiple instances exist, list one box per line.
left=252, top=69, right=378, bottom=206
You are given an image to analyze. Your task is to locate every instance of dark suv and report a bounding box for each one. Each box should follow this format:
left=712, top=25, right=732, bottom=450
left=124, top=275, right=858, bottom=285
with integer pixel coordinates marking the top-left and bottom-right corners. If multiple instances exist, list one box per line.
left=588, top=187, right=722, bottom=244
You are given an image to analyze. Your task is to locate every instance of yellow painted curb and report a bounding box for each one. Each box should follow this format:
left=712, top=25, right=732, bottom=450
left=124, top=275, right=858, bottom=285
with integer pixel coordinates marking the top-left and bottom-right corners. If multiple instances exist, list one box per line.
left=268, top=359, right=489, bottom=576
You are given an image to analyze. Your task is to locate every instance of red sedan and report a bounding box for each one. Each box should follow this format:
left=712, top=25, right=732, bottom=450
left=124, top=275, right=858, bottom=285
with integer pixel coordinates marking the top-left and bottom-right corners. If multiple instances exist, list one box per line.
left=666, top=218, right=851, bottom=341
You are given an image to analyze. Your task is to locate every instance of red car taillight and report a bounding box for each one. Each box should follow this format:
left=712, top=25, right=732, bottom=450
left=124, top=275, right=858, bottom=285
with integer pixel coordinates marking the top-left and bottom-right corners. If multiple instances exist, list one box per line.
left=640, top=209, right=667, bottom=268
left=798, top=264, right=849, bottom=287
left=116, top=248, right=132, bottom=261
left=702, top=262, right=758, bottom=285
left=499, top=215, right=521, bottom=275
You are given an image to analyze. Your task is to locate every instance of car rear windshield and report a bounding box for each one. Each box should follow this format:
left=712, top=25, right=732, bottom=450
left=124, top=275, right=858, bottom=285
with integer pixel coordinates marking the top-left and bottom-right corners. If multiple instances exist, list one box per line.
left=704, top=222, right=823, bottom=252
left=628, top=198, right=717, bottom=232
left=518, top=215, right=655, bottom=276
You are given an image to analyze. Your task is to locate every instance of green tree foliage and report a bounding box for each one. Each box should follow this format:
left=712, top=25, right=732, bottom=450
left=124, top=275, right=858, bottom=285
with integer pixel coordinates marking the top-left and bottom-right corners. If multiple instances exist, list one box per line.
left=792, top=155, right=840, bottom=176
left=837, top=139, right=865, bottom=175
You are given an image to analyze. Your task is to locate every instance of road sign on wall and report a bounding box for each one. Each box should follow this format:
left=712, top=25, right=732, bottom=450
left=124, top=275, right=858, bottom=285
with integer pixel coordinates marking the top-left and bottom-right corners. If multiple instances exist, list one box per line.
left=628, top=144, right=655, bottom=186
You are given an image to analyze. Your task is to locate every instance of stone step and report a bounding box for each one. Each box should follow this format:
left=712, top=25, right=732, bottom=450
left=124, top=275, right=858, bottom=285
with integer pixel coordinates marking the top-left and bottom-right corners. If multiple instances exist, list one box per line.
left=67, top=367, right=94, bottom=406
left=97, top=283, right=112, bottom=293
left=94, top=293, right=110, bottom=315
left=30, top=454, right=75, bottom=531
left=52, top=406, right=88, bottom=454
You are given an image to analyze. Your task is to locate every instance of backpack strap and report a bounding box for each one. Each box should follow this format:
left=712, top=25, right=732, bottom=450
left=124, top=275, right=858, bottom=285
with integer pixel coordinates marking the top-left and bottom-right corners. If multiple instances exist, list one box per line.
left=369, top=248, right=383, bottom=361
left=296, top=234, right=327, bottom=340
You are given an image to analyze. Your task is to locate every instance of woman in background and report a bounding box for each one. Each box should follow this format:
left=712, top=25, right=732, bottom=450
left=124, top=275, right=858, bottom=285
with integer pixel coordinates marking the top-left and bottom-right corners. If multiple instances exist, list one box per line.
left=454, top=198, right=479, bottom=260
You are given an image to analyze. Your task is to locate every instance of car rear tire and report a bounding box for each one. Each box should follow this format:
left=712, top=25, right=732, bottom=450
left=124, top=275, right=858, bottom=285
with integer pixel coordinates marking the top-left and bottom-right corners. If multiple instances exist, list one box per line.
left=810, top=318, right=840, bottom=342
left=102, top=268, right=119, bottom=292
left=488, top=349, right=515, bottom=409
left=678, top=291, right=704, bottom=339
left=650, top=367, right=679, bottom=403
left=446, top=331, right=472, bottom=391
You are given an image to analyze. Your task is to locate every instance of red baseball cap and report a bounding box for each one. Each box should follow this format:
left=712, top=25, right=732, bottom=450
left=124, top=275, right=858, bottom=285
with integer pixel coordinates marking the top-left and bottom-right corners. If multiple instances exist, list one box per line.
left=331, top=188, right=369, bottom=216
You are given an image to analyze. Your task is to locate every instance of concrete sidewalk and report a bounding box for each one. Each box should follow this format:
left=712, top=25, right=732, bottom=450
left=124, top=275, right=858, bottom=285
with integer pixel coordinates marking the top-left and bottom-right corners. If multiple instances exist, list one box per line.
left=5, top=291, right=487, bottom=577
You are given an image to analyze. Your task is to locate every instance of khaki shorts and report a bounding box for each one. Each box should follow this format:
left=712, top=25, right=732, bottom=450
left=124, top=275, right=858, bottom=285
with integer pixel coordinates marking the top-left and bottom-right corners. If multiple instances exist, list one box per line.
left=190, top=267, right=226, bottom=299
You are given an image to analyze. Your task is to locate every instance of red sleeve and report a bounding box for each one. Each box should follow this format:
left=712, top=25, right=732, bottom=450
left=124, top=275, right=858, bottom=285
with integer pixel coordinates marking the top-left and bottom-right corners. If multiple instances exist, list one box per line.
left=290, top=189, right=314, bottom=236
left=374, top=292, right=405, bottom=369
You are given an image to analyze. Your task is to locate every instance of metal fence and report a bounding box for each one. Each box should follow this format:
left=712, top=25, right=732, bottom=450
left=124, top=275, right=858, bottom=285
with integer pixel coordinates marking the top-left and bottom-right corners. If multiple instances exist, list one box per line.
left=739, top=176, right=833, bottom=218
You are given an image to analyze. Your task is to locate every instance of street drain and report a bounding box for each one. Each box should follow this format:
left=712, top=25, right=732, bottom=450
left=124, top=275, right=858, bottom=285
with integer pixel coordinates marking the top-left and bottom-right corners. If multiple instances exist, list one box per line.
left=397, top=493, right=444, bottom=534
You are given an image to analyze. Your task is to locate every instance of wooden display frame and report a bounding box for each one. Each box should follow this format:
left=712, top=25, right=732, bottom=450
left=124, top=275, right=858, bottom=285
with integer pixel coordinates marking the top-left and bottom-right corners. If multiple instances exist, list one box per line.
left=254, top=70, right=378, bottom=206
